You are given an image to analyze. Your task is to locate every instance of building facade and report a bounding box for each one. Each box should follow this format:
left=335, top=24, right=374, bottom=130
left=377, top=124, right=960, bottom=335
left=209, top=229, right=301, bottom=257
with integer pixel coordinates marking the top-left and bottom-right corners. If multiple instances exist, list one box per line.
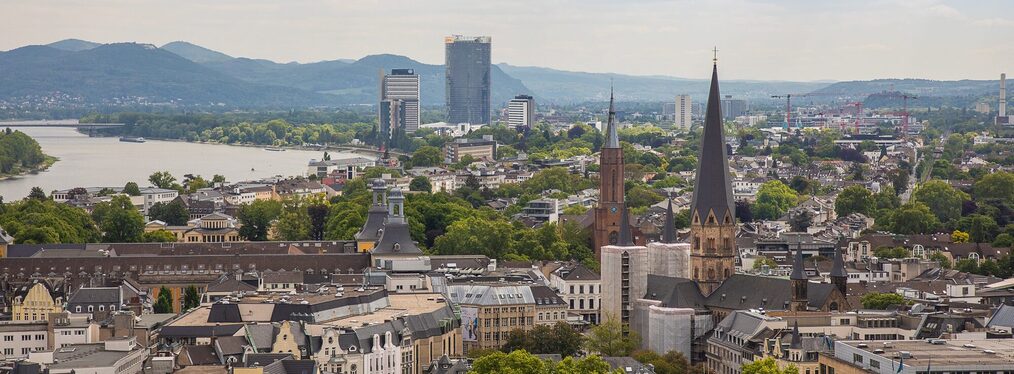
left=381, top=68, right=421, bottom=138
left=507, top=95, right=535, bottom=130
left=445, top=35, right=491, bottom=125
left=675, top=95, right=692, bottom=130
left=11, top=282, right=64, bottom=322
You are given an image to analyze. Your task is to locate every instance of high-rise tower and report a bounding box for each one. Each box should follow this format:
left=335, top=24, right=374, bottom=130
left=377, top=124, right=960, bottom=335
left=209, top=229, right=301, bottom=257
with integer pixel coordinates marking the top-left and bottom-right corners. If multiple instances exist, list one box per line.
left=445, top=35, right=491, bottom=125
left=689, top=58, right=737, bottom=296
left=593, top=88, right=628, bottom=260
left=380, top=68, right=420, bottom=137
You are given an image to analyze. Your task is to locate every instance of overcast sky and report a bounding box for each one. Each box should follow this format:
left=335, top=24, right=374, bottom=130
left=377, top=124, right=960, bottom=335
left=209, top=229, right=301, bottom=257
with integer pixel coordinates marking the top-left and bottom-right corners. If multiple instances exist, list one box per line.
left=2, top=0, right=1010, bottom=81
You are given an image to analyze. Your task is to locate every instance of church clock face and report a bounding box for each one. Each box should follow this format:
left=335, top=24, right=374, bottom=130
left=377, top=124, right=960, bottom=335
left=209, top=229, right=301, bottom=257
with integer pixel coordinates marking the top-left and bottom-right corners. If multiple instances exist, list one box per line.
left=610, top=207, right=617, bottom=212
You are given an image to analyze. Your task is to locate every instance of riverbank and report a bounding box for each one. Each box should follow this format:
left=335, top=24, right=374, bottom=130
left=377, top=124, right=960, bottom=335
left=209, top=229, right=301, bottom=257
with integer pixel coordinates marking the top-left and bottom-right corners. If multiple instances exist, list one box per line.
left=0, top=154, right=58, bottom=181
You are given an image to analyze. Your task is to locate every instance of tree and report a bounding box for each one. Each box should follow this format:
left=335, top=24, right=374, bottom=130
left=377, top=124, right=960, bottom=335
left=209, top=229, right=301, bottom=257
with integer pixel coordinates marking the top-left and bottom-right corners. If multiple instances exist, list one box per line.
left=148, top=200, right=190, bottom=226
left=979, top=259, right=1001, bottom=276
left=835, top=185, right=874, bottom=217
left=431, top=216, right=515, bottom=259
left=153, top=286, right=174, bottom=314
left=238, top=200, right=282, bottom=241
left=957, top=214, right=1000, bottom=243
left=626, top=185, right=663, bottom=208
left=873, top=246, right=909, bottom=259
left=0, top=198, right=101, bottom=243
left=860, top=292, right=906, bottom=309
left=928, top=251, right=952, bottom=269
left=735, top=200, right=754, bottom=223
left=182, top=285, right=200, bottom=311
left=28, top=186, right=46, bottom=200
left=585, top=316, right=640, bottom=357
left=913, top=180, right=969, bottom=223
left=955, top=258, right=979, bottom=274
left=409, top=176, right=432, bottom=193
left=141, top=230, right=177, bottom=242
left=307, top=203, right=329, bottom=241
left=951, top=230, right=970, bottom=243
left=754, top=180, right=798, bottom=220
left=92, top=195, right=144, bottom=242
left=211, top=174, right=226, bottom=184
left=502, top=322, right=584, bottom=357
left=550, top=356, right=615, bottom=374
left=123, top=182, right=141, bottom=196
left=974, top=171, right=1014, bottom=204
left=411, top=145, right=443, bottom=167
left=993, top=233, right=1014, bottom=248
left=882, top=202, right=940, bottom=234
left=788, top=210, right=813, bottom=232
left=752, top=256, right=778, bottom=270
left=469, top=350, right=547, bottom=374
left=742, top=357, right=798, bottom=374
left=148, top=171, right=177, bottom=189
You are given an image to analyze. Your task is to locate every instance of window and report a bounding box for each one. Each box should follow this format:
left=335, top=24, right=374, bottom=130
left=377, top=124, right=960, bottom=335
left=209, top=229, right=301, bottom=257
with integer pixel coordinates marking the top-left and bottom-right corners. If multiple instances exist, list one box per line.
left=853, top=353, right=863, bottom=363
left=22, top=335, right=30, bottom=341
left=75, top=306, right=82, bottom=313
left=569, top=285, right=574, bottom=294
left=579, top=285, right=584, bottom=294
left=3, top=336, right=12, bottom=342
left=88, top=305, right=94, bottom=312
left=870, top=360, right=880, bottom=369
left=98, top=305, right=105, bottom=312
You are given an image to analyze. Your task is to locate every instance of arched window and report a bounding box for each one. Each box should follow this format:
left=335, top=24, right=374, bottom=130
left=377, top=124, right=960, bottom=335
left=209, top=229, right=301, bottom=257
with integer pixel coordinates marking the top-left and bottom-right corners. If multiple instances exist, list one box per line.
left=708, top=268, right=716, bottom=280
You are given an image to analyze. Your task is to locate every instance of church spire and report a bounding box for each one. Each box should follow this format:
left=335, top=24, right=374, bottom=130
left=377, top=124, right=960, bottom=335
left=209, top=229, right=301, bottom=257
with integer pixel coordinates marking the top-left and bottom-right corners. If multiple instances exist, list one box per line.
left=791, top=243, right=806, bottom=280
left=789, top=320, right=802, bottom=349
left=662, top=196, right=676, bottom=243
left=618, top=207, right=633, bottom=246
left=604, top=85, right=619, bottom=148
left=690, top=58, right=734, bottom=222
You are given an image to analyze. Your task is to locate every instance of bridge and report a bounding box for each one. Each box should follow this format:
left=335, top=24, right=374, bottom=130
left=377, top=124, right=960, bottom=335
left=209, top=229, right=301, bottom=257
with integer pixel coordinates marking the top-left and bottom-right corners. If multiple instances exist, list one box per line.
left=329, top=145, right=410, bottom=158
left=0, top=120, right=125, bottom=129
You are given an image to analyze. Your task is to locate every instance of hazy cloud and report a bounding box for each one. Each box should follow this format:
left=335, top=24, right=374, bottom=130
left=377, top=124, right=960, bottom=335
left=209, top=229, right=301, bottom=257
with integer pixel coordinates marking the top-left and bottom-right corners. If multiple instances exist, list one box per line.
left=0, top=0, right=1010, bottom=81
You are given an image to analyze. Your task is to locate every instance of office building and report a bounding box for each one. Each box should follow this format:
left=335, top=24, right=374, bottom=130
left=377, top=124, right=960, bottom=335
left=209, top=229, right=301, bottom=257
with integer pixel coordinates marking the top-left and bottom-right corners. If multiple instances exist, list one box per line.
left=720, top=95, right=748, bottom=119
left=675, top=94, right=692, bottom=130
left=445, top=35, right=491, bottom=125
left=443, top=136, right=497, bottom=163
left=507, top=95, right=535, bottom=130
left=380, top=68, right=421, bottom=139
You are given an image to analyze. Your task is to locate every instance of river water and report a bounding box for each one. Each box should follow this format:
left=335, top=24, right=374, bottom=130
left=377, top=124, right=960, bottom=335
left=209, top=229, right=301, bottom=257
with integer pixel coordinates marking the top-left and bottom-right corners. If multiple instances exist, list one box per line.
left=0, top=127, right=362, bottom=201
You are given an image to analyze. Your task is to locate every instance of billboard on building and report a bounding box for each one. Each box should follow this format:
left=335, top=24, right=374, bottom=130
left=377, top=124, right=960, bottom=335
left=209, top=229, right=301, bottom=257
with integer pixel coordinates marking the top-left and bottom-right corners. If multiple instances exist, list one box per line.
left=461, top=307, right=479, bottom=342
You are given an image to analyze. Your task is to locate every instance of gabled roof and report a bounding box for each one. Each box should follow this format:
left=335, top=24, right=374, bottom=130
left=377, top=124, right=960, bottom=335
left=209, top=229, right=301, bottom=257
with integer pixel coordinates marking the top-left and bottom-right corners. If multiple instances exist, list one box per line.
left=68, top=287, right=120, bottom=305
left=690, top=62, right=734, bottom=221
left=554, top=263, right=600, bottom=281
left=643, top=275, right=706, bottom=309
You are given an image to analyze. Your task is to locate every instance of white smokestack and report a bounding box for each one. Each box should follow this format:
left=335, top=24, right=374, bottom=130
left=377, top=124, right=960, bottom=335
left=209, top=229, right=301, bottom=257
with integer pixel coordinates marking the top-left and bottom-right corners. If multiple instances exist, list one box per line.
left=1001, top=73, right=1007, bottom=117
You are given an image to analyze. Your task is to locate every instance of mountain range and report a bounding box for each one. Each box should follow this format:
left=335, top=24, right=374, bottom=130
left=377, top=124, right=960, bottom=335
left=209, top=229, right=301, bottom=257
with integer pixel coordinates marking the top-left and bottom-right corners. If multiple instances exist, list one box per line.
left=0, top=39, right=1004, bottom=109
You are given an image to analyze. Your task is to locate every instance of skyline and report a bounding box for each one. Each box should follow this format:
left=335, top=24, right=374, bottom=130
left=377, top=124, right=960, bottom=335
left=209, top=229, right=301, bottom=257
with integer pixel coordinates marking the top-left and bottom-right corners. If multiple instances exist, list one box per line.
left=2, top=0, right=1013, bottom=82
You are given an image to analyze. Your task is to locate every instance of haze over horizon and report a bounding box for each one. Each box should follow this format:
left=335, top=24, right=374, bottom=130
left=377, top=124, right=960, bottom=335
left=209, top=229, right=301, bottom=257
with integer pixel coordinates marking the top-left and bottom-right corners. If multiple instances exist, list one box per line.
left=2, top=0, right=1012, bottom=82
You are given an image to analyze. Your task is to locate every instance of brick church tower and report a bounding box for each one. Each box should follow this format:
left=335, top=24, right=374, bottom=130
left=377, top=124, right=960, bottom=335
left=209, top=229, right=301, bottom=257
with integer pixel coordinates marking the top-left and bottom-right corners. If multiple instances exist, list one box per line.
left=689, top=58, right=738, bottom=296
left=593, top=88, right=629, bottom=260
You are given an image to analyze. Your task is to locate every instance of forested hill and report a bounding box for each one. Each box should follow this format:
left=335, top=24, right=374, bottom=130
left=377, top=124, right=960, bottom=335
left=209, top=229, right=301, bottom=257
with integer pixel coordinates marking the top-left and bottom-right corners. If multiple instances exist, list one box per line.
left=0, top=129, right=50, bottom=177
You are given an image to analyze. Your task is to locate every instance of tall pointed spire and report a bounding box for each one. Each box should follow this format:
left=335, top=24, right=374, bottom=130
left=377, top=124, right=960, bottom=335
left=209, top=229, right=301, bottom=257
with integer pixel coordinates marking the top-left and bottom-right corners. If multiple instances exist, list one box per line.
left=662, top=196, right=676, bottom=243
left=604, top=85, right=619, bottom=148
left=690, top=56, right=734, bottom=222
left=831, top=246, right=846, bottom=278
left=789, top=320, right=801, bottom=349
left=618, top=207, right=633, bottom=246
left=790, top=243, right=806, bottom=280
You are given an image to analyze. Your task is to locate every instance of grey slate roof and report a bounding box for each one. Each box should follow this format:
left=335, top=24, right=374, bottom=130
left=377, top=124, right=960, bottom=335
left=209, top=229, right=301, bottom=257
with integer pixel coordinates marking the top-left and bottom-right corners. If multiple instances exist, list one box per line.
left=987, top=304, right=1014, bottom=329
left=68, top=287, right=120, bottom=305
left=690, top=62, right=734, bottom=221
left=372, top=221, right=421, bottom=255
left=791, top=247, right=807, bottom=280
left=618, top=207, right=634, bottom=246
left=355, top=205, right=387, bottom=242
left=645, top=274, right=841, bottom=312
left=830, top=246, right=847, bottom=278
left=643, top=275, right=707, bottom=309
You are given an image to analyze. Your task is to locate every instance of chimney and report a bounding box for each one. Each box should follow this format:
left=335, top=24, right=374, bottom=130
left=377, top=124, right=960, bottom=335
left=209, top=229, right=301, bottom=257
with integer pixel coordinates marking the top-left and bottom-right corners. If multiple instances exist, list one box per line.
left=1001, top=73, right=1007, bottom=118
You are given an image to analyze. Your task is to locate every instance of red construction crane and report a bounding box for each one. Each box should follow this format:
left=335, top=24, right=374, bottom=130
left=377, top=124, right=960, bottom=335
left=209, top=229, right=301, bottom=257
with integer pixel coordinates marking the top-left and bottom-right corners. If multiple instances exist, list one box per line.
left=843, top=101, right=864, bottom=134
left=883, top=92, right=918, bottom=136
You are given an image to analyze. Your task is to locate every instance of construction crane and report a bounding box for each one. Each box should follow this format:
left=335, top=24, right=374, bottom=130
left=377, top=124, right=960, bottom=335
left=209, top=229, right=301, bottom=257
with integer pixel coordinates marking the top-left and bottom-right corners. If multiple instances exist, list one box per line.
left=770, top=94, right=801, bottom=131
left=771, top=92, right=834, bottom=131
left=843, top=101, right=864, bottom=134
left=882, top=92, right=918, bottom=136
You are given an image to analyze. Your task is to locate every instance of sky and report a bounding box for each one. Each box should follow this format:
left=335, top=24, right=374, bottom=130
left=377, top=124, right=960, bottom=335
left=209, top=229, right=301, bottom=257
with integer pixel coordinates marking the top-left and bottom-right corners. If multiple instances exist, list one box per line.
left=1, top=0, right=1011, bottom=81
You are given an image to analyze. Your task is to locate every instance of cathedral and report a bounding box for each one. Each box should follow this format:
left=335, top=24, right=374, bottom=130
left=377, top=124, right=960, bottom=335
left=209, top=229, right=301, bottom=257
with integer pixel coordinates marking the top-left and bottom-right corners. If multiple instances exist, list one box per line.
left=599, top=58, right=850, bottom=360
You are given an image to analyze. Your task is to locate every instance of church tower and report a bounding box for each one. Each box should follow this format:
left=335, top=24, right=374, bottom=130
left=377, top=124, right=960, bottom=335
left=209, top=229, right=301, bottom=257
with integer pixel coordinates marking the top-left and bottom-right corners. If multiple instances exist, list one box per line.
left=790, top=245, right=809, bottom=312
left=690, top=56, right=738, bottom=296
left=594, top=87, right=628, bottom=261
left=830, top=245, right=848, bottom=297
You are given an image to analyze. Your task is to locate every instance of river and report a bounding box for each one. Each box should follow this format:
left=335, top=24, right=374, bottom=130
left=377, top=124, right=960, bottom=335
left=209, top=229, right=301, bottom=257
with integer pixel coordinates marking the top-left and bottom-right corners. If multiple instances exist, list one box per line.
left=0, top=127, right=364, bottom=201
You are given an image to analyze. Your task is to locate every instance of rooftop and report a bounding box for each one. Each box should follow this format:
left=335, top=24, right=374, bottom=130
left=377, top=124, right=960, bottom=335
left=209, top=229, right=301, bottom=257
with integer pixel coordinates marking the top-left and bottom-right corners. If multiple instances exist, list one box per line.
left=840, top=339, right=1014, bottom=369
